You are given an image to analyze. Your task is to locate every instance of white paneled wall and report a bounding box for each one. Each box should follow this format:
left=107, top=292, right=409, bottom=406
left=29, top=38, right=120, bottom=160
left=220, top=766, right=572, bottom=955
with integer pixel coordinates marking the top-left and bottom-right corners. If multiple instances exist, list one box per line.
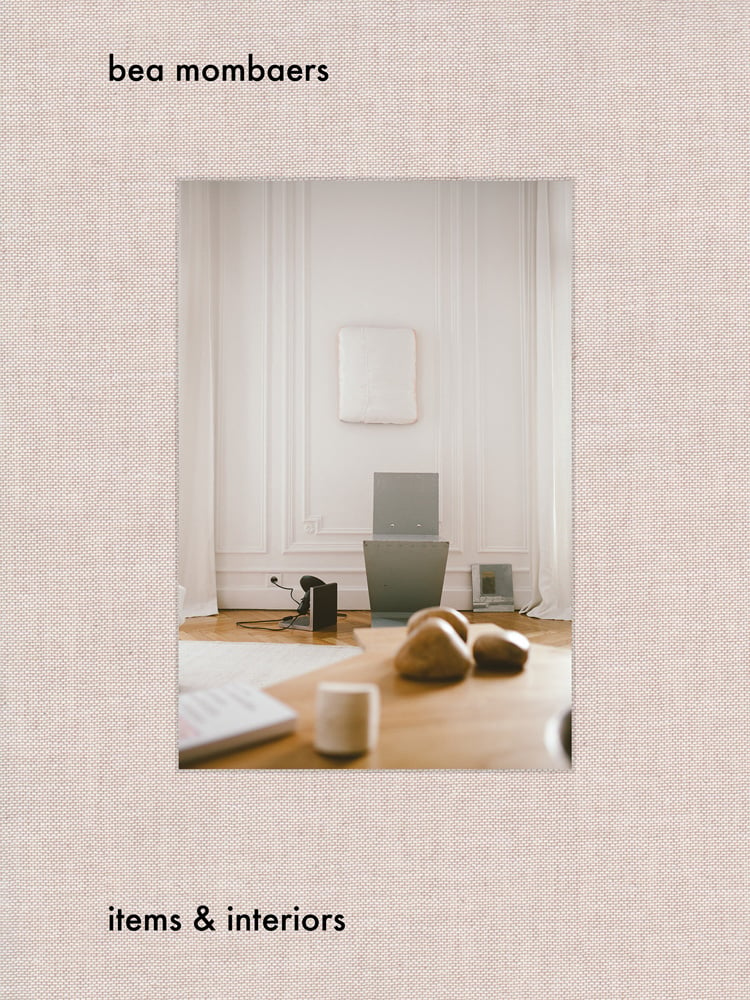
left=211, top=180, right=534, bottom=610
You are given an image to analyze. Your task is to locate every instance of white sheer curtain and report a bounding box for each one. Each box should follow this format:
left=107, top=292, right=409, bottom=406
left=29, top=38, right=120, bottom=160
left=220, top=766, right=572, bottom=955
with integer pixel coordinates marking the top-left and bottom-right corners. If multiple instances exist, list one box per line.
left=522, top=180, right=573, bottom=620
left=178, top=182, right=218, bottom=617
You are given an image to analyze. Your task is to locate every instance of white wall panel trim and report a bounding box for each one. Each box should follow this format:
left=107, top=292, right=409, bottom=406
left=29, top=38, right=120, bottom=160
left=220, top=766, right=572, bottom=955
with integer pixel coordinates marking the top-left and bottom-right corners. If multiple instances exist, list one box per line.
left=436, top=181, right=465, bottom=553
left=476, top=181, right=531, bottom=555
left=215, top=182, right=270, bottom=555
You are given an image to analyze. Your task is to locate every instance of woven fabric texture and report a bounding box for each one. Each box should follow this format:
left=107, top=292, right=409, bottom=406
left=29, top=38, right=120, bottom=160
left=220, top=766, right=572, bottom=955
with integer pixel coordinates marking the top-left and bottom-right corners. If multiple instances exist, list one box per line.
left=2, top=4, right=749, bottom=997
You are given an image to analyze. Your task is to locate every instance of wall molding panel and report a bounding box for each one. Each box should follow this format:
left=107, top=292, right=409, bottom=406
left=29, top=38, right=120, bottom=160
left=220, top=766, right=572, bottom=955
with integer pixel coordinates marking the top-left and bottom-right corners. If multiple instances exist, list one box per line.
left=473, top=181, right=531, bottom=556
left=214, top=182, right=271, bottom=557
left=435, top=181, right=465, bottom=553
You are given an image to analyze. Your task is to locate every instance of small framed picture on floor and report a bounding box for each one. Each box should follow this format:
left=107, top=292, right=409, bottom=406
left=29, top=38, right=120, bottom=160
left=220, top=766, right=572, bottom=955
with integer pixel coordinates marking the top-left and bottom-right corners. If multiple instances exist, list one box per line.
left=471, top=564, right=515, bottom=612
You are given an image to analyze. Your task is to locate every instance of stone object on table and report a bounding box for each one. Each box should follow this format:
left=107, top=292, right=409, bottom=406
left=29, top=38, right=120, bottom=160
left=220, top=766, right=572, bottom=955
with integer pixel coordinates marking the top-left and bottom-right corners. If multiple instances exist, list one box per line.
left=406, top=606, right=470, bottom=643
left=472, top=628, right=530, bottom=674
left=394, top=618, right=474, bottom=682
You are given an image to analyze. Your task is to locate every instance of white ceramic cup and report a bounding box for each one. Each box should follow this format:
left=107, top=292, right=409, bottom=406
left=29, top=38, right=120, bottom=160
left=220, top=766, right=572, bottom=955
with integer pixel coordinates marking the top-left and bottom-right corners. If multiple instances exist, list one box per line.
left=314, top=682, right=380, bottom=757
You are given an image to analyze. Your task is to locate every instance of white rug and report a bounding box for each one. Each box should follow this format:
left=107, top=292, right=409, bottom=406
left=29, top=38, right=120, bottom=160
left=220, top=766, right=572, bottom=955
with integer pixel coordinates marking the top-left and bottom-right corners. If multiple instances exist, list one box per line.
left=178, top=641, right=359, bottom=692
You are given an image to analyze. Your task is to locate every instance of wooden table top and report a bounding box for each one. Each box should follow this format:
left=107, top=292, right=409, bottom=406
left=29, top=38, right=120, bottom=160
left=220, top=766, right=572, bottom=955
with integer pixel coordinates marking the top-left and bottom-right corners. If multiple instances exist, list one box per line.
left=184, top=625, right=572, bottom=771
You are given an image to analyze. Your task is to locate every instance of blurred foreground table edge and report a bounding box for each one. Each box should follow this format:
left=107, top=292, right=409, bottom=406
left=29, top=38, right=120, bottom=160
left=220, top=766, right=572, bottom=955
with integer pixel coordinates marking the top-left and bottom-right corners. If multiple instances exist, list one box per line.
left=182, top=626, right=572, bottom=771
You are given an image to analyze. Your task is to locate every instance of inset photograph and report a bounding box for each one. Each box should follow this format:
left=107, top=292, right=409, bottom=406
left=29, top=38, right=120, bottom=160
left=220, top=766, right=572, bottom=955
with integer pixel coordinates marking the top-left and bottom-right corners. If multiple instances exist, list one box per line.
left=177, top=180, right=572, bottom=769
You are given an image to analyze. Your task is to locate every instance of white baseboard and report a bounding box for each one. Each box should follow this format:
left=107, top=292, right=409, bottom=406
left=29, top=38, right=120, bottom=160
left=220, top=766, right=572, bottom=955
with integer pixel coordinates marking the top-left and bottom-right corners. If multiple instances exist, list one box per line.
left=217, top=586, right=532, bottom=613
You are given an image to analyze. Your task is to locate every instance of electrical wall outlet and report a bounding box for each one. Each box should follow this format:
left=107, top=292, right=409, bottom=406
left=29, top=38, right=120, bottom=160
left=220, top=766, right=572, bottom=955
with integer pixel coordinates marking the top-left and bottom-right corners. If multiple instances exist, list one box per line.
left=267, top=574, right=281, bottom=587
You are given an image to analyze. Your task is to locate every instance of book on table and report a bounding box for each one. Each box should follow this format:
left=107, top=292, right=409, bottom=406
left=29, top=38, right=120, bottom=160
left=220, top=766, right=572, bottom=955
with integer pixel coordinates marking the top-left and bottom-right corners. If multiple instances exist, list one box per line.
left=179, top=682, right=298, bottom=764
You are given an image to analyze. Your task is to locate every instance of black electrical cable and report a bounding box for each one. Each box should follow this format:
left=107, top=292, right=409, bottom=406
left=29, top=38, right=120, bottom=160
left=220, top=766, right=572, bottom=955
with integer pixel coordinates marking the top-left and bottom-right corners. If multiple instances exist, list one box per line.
left=236, top=615, right=302, bottom=632
left=270, top=578, right=298, bottom=603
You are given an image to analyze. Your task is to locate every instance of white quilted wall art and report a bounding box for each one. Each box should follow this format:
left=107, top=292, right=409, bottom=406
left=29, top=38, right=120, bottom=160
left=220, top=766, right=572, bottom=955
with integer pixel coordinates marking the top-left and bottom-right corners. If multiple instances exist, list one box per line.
left=338, top=326, right=418, bottom=424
